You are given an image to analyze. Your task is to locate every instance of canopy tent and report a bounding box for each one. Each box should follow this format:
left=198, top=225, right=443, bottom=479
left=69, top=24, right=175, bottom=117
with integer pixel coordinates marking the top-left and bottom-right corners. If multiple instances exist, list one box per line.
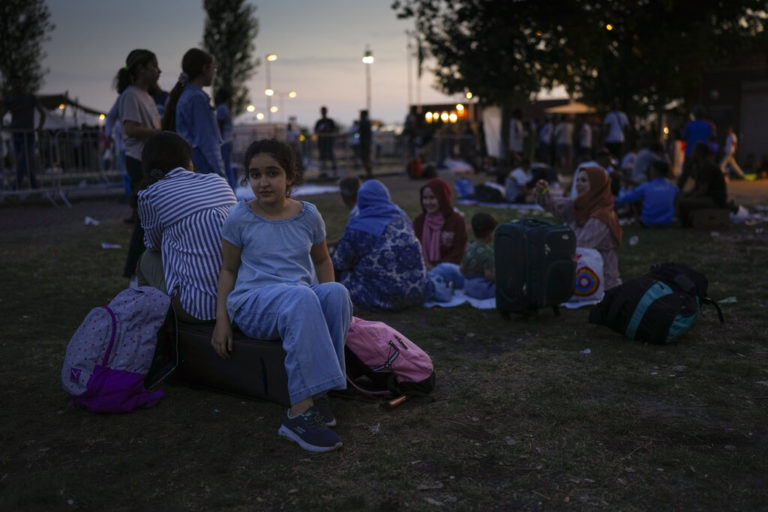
left=38, top=93, right=104, bottom=116
left=544, top=100, right=597, bottom=114
left=36, top=93, right=105, bottom=130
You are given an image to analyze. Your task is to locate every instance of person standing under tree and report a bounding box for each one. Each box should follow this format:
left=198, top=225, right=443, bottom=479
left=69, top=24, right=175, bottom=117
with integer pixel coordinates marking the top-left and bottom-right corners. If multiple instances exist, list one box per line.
left=3, top=76, right=46, bottom=189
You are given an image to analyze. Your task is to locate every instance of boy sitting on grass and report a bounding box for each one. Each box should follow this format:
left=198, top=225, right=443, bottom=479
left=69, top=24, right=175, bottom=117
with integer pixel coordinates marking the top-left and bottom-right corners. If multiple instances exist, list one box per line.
left=615, top=159, right=679, bottom=227
left=460, top=212, right=498, bottom=299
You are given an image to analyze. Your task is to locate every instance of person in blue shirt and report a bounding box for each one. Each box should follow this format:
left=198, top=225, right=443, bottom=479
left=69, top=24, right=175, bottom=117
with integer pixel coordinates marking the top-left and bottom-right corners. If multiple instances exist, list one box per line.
left=615, top=159, right=679, bottom=227
left=682, top=105, right=716, bottom=158
left=215, top=88, right=235, bottom=188
left=162, top=48, right=224, bottom=176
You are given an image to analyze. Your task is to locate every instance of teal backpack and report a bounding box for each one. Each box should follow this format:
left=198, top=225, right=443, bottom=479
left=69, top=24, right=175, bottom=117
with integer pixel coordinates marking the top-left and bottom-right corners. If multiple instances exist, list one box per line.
left=589, top=263, right=724, bottom=344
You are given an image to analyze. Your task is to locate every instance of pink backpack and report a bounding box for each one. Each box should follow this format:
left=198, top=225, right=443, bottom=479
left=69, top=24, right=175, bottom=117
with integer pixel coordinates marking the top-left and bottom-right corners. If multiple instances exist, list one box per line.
left=61, top=287, right=171, bottom=413
left=345, top=316, right=436, bottom=399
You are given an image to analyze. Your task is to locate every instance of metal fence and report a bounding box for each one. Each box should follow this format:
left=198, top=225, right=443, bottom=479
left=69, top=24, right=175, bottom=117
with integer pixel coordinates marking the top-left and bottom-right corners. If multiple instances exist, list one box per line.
left=1, top=127, right=122, bottom=206
left=1, top=125, right=484, bottom=205
left=230, top=124, right=480, bottom=180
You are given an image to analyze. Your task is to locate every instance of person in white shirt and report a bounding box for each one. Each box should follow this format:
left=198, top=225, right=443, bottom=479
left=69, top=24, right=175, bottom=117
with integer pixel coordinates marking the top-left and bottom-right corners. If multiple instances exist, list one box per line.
left=554, top=114, right=575, bottom=174
left=578, top=120, right=593, bottom=162
left=603, top=98, right=629, bottom=159
left=719, top=126, right=745, bottom=178
left=508, top=108, right=524, bottom=157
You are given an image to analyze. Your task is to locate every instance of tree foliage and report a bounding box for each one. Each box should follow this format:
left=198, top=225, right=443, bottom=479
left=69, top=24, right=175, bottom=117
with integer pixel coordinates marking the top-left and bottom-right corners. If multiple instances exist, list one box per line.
left=0, top=0, right=55, bottom=101
left=392, top=0, right=768, bottom=116
left=203, top=0, right=258, bottom=116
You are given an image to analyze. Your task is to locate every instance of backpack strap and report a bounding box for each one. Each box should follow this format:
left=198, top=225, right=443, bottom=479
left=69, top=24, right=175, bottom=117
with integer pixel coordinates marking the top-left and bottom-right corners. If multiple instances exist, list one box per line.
left=702, top=297, right=725, bottom=324
left=100, top=306, right=118, bottom=365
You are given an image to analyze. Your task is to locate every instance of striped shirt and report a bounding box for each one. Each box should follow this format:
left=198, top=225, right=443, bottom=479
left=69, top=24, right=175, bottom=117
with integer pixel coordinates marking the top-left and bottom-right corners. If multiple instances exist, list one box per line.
left=138, top=168, right=237, bottom=320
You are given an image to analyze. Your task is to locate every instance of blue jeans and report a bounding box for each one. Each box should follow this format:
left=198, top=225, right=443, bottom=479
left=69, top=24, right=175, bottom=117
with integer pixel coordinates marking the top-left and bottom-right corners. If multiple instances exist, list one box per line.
left=464, top=277, right=496, bottom=299
left=232, top=283, right=351, bottom=405
left=427, top=263, right=465, bottom=302
left=221, top=141, right=235, bottom=189
left=13, top=132, right=37, bottom=189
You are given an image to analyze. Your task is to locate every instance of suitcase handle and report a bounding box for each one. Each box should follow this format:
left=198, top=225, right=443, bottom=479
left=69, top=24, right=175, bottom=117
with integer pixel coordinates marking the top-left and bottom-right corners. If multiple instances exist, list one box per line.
left=516, top=218, right=553, bottom=228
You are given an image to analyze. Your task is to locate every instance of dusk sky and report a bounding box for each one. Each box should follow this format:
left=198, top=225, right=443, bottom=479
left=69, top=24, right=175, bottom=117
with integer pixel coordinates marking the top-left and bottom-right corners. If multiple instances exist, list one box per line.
left=40, top=0, right=472, bottom=128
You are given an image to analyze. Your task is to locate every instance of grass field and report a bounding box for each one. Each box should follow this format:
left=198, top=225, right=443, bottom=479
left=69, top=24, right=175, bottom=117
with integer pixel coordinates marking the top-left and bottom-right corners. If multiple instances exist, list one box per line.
left=1, top=175, right=767, bottom=511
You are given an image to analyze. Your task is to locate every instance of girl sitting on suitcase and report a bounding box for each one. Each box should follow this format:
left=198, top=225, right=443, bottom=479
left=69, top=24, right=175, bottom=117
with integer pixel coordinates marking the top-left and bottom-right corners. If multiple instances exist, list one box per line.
left=413, top=177, right=468, bottom=269
left=535, top=166, right=623, bottom=289
left=211, top=139, right=352, bottom=453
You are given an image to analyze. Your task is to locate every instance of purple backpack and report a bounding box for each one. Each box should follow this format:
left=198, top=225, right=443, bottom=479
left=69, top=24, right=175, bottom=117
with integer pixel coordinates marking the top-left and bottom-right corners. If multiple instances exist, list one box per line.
left=61, top=287, right=171, bottom=413
left=345, top=316, right=436, bottom=399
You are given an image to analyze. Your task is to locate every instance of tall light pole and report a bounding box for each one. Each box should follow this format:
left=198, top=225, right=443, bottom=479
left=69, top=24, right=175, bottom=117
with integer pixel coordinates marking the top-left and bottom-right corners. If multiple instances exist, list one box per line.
left=278, top=90, right=297, bottom=123
left=265, top=53, right=278, bottom=123
left=362, top=46, right=374, bottom=113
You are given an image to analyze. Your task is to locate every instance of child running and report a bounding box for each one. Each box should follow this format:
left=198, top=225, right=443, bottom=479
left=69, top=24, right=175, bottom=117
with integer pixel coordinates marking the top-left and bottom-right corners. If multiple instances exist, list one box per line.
left=211, top=139, right=352, bottom=453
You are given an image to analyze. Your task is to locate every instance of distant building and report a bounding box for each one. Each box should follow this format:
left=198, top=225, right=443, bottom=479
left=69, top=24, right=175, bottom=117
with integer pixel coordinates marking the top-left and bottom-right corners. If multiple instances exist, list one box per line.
left=702, top=66, right=768, bottom=163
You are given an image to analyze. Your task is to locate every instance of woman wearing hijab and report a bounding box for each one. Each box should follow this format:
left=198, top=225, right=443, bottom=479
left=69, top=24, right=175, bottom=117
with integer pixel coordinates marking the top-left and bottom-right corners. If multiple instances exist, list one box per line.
left=535, top=166, right=623, bottom=289
left=413, top=177, right=468, bottom=269
left=332, top=179, right=431, bottom=311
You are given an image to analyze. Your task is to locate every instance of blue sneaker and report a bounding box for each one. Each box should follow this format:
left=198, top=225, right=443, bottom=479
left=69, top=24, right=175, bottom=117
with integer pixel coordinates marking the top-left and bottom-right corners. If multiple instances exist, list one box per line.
left=278, top=407, right=342, bottom=452
left=313, top=394, right=337, bottom=427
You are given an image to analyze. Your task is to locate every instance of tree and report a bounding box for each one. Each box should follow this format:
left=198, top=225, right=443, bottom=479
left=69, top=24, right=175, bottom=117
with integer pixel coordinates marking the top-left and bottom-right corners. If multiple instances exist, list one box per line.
left=392, top=0, right=768, bottom=119
left=203, top=0, right=258, bottom=116
left=393, top=0, right=550, bottom=107
left=573, top=1, right=768, bottom=120
left=0, top=0, right=55, bottom=102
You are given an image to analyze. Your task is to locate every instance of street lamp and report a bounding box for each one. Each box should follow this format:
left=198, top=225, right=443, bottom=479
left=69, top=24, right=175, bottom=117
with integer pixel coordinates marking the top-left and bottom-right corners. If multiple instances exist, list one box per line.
left=362, top=45, right=374, bottom=113
left=276, top=90, right=298, bottom=123
left=265, top=53, right=278, bottom=123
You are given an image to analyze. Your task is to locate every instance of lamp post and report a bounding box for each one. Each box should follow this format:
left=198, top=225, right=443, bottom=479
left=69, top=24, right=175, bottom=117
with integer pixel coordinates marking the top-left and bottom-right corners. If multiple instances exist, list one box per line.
left=362, top=46, right=374, bottom=113
left=265, top=53, right=278, bottom=123
left=277, top=90, right=297, bottom=123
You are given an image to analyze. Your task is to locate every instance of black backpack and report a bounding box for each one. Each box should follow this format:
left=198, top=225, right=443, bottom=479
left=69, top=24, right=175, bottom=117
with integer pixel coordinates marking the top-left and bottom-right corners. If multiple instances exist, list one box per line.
left=473, top=184, right=505, bottom=203
left=589, top=262, right=724, bottom=344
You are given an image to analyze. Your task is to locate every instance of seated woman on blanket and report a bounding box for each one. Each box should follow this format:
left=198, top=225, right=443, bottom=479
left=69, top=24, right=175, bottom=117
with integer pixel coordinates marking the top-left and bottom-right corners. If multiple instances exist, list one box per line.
left=413, top=177, right=468, bottom=269
left=136, top=131, right=236, bottom=322
left=535, top=166, right=623, bottom=290
left=212, top=139, right=351, bottom=453
left=676, top=142, right=728, bottom=228
left=332, top=179, right=431, bottom=311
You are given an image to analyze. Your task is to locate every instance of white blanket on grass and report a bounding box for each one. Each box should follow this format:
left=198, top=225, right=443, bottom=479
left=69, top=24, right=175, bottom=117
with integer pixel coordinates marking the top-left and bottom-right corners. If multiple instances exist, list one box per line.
left=424, top=290, right=599, bottom=310
left=456, top=200, right=545, bottom=211
left=424, top=289, right=496, bottom=309
left=236, top=184, right=339, bottom=201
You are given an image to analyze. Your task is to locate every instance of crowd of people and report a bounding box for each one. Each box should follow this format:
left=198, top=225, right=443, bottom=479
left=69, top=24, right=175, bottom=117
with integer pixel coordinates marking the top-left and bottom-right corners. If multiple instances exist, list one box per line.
left=104, top=45, right=755, bottom=454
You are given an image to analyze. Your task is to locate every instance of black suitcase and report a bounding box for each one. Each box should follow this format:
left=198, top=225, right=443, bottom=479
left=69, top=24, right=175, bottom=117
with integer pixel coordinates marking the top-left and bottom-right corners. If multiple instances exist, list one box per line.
left=174, top=323, right=290, bottom=406
left=495, top=218, right=576, bottom=317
